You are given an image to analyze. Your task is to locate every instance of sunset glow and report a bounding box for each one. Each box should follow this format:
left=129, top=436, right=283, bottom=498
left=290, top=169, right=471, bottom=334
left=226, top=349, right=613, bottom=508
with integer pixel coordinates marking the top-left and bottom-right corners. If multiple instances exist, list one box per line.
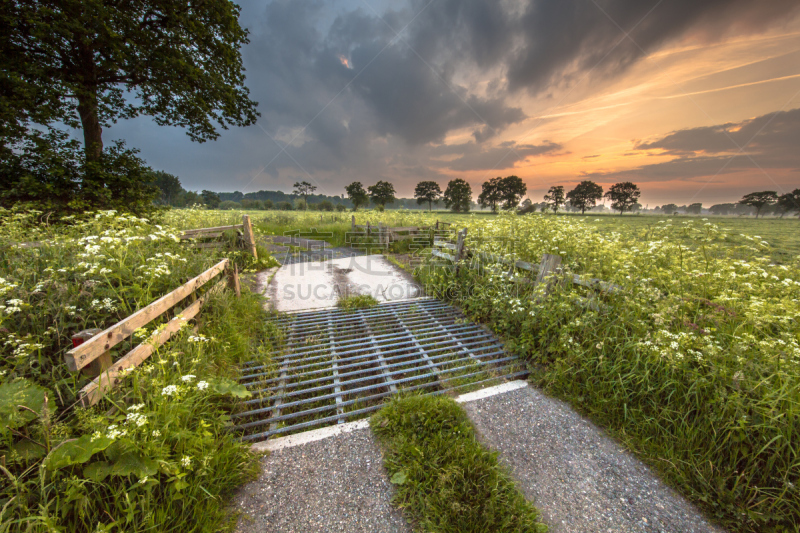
left=108, top=1, right=800, bottom=206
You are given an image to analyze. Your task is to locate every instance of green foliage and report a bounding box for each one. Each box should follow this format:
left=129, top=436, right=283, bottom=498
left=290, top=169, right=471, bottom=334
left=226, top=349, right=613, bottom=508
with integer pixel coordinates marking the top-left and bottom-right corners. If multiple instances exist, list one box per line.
left=202, top=190, right=221, bottom=208
left=337, top=294, right=379, bottom=310
left=368, top=181, right=397, bottom=209
left=414, top=181, right=442, bottom=211
left=543, top=186, right=565, bottom=213
left=152, top=171, right=185, bottom=207
left=0, top=131, right=158, bottom=215
left=740, top=191, right=778, bottom=218
left=565, top=181, right=603, bottom=214
left=604, top=182, right=641, bottom=215
left=292, top=181, right=317, bottom=210
left=0, top=379, right=49, bottom=435
left=420, top=213, right=800, bottom=532
left=0, top=209, right=278, bottom=532
left=479, top=176, right=527, bottom=212
left=218, top=200, right=242, bottom=210
left=478, top=177, right=504, bottom=212
left=372, top=395, right=546, bottom=533
left=777, top=189, right=800, bottom=217
left=0, top=0, right=258, bottom=155
left=443, top=179, right=472, bottom=213
left=345, top=182, right=370, bottom=211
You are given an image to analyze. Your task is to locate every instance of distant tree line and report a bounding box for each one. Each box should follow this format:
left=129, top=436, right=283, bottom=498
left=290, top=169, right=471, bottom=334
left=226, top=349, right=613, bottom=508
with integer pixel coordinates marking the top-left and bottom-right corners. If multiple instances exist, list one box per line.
left=651, top=189, right=800, bottom=217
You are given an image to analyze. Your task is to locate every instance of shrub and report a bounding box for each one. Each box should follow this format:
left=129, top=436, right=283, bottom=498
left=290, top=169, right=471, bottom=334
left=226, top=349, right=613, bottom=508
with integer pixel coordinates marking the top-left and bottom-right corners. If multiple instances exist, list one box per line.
left=0, top=130, right=158, bottom=216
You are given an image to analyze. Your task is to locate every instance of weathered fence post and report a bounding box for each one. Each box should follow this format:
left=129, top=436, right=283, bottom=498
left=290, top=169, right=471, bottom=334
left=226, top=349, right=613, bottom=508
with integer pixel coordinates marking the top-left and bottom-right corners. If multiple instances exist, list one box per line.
left=242, top=214, right=258, bottom=259
left=454, top=228, right=467, bottom=273
left=227, top=263, right=241, bottom=298
left=351, top=215, right=355, bottom=230
left=536, top=253, right=563, bottom=295
left=72, top=329, right=110, bottom=378
left=435, top=220, right=439, bottom=231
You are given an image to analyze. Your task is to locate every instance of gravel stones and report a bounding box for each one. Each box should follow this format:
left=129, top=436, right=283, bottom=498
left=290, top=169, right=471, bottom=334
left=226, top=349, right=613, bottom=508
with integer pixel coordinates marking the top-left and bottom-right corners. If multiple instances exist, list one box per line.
left=462, top=385, right=726, bottom=533
left=233, top=427, right=411, bottom=533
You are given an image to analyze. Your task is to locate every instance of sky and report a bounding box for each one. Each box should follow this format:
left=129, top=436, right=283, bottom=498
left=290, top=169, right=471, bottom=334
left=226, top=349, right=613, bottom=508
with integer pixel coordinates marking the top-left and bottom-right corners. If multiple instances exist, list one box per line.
left=104, top=0, right=800, bottom=207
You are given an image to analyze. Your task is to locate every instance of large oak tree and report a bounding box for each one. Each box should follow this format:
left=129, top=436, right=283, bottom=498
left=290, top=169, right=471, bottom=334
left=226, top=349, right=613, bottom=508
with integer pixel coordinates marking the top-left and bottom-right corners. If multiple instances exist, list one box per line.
left=414, top=181, right=442, bottom=211
left=0, top=0, right=259, bottom=161
left=565, top=180, right=602, bottom=214
left=443, top=179, right=471, bottom=213
left=604, top=182, right=641, bottom=215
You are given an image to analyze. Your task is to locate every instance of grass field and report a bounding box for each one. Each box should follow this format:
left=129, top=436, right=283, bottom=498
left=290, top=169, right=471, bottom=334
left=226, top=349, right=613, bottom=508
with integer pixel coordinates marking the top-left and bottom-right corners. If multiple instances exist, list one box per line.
left=0, top=209, right=279, bottom=532
left=3, top=205, right=797, bottom=532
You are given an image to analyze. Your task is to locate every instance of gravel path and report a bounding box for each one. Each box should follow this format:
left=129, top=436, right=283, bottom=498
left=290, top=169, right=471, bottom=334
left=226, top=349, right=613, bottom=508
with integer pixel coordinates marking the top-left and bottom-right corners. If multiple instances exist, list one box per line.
left=462, top=385, right=725, bottom=533
left=232, top=428, right=411, bottom=533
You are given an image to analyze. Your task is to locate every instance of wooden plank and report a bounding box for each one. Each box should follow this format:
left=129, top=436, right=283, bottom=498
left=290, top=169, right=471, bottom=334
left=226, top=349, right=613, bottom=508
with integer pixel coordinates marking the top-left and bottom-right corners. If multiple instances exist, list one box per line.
left=431, top=249, right=455, bottom=262
left=433, top=240, right=457, bottom=250
left=79, top=278, right=227, bottom=406
left=242, top=215, right=258, bottom=259
left=474, top=252, right=536, bottom=272
left=192, top=242, right=225, bottom=249
left=65, top=259, right=229, bottom=371
left=182, top=224, right=242, bottom=236
left=572, top=275, right=622, bottom=293
left=180, top=230, right=241, bottom=240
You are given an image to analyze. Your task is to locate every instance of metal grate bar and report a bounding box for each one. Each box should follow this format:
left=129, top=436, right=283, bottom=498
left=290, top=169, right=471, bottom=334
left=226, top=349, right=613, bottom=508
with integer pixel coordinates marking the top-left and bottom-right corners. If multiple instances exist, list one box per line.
left=236, top=351, right=513, bottom=417
left=241, top=336, right=503, bottom=391
left=327, top=314, right=345, bottom=424
left=246, top=324, right=488, bottom=374
left=239, top=368, right=528, bottom=441
left=235, top=299, right=525, bottom=443
left=241, top=329, right=498, bottom=396
left=267, top=299, right=446, bottom=330
left=361, top=312, right=398, bottom=393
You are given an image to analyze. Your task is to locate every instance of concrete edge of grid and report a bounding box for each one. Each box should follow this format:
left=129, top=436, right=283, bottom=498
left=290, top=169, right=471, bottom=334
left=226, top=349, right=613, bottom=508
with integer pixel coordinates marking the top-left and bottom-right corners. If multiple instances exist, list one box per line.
left=250, top=380, right=529, bottom=453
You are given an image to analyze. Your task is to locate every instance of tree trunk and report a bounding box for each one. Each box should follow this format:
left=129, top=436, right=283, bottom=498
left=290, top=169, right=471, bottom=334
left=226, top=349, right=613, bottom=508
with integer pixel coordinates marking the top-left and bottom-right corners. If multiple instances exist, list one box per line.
left=77, top=91, right=103, bottom=162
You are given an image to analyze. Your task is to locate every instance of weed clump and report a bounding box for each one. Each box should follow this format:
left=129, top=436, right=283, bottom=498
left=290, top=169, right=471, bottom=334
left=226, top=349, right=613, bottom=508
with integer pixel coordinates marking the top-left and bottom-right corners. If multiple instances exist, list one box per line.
left=337, top=294, right=379, bottom=310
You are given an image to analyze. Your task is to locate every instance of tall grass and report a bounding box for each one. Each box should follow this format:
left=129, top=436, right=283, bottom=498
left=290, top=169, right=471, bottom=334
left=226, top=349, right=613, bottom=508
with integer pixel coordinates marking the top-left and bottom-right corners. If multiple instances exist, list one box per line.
left=0, top=208, right=279, bottom=532
left=419, top=213, right=800, bottom=532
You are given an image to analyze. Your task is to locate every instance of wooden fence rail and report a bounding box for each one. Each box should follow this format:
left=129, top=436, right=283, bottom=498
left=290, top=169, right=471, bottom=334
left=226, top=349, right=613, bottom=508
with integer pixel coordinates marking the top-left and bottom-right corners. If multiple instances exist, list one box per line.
left=66, top=258, right=240, bottom=406
left=350, top=216, right=433, bottom=246
left=432, top=228, right=622, bottom=296
left=180, top=214, right=257, bottom=259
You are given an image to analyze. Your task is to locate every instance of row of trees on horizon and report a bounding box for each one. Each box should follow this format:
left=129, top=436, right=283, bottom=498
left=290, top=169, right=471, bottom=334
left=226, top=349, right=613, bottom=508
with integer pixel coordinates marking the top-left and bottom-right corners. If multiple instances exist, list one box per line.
left=152, top=170, right=800, bottom=218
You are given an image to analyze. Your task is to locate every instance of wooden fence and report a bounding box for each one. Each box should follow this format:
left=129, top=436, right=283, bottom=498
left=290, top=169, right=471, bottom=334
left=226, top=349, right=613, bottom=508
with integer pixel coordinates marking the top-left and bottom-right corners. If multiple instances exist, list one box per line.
left=66, top=259, right=241, bottom=406
left=432, top=228, right=622, bottom=299
left=180, top=214, right=257, bottom=259
left=350, top=216, right=431, bottom=246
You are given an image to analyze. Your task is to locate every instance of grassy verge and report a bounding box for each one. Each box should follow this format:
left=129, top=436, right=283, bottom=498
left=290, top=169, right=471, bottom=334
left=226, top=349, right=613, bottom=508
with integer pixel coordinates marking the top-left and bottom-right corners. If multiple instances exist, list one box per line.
left=0, top=209, right=278, bottom=532
left=371, top=395, right=547, bottom=533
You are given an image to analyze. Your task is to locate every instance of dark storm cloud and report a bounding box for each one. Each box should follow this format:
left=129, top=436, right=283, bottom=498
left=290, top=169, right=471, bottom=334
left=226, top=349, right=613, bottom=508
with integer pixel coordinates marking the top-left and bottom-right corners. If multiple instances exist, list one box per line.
left=107, top=0, right=800, bottom=192
left=585, top=108, right=800, bottom=182
left=505, top=0, right=800, bottom=92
